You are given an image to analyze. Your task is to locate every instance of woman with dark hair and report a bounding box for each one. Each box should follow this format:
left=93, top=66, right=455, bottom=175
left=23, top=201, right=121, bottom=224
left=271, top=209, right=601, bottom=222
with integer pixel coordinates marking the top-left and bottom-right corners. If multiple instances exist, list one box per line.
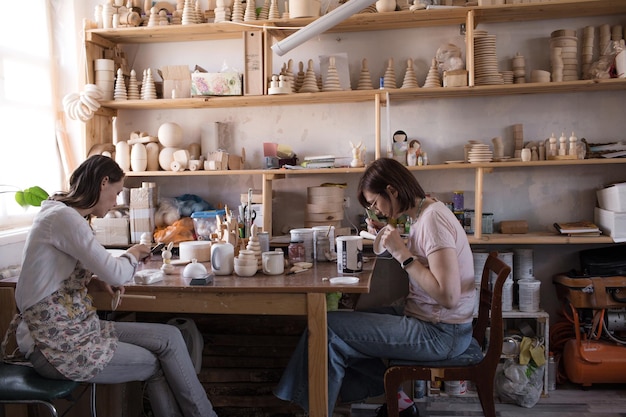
left=275, top=158, right=474, bottom=417
left=3, top=155, right=218, bottom=417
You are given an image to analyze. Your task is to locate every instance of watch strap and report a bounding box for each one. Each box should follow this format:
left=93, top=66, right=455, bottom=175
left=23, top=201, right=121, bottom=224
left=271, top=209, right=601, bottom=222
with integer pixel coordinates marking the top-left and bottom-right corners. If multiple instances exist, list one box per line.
left=401, top=256, right=416, bottom=270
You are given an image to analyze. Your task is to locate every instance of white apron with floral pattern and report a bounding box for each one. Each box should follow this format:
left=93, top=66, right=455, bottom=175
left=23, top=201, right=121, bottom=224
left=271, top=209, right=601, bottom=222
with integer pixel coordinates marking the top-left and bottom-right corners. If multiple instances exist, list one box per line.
left=2, top=262, right=117, bottom=381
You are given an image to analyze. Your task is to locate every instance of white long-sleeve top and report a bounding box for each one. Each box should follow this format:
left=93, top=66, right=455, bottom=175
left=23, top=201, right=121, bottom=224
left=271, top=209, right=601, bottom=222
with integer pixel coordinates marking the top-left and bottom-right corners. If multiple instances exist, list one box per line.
left=15, top=199, right=138, bottom=356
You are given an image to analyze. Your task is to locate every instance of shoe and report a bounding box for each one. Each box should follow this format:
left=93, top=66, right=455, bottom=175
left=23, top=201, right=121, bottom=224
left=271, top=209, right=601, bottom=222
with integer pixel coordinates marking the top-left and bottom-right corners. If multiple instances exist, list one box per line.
left=375, top=401, right=419, bottom=417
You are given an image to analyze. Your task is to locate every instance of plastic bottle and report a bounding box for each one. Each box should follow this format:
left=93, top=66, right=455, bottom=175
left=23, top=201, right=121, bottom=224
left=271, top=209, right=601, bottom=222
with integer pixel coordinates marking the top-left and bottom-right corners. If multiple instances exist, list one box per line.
left=547, top=352, right=556, bottom=391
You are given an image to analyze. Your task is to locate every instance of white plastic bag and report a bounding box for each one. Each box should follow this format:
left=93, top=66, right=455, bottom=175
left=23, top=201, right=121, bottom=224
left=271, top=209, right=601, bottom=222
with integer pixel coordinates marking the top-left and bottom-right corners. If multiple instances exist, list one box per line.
left=495, top=359, right=544, bottom=408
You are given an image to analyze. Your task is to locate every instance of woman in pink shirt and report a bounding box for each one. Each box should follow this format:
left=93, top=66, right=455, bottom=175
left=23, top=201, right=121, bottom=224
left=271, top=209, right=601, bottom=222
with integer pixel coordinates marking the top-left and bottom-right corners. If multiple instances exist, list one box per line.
left=275, top=158, right=475, bottom=417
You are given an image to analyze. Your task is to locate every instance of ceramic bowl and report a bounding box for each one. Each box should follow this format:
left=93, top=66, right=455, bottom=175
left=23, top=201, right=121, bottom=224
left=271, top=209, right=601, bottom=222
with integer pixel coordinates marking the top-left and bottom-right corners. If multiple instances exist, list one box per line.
left=235, top=257, right=257, bottom=267
left=235, top=263, right=257, bottom=277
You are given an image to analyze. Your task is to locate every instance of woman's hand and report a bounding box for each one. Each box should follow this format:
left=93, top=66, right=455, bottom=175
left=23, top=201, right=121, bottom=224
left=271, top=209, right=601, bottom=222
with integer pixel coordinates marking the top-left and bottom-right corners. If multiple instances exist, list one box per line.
left=365, top=218, right=386, bottom=235
left=90, top=277, right=124, bottom=297
left=378, top=224, right=411, bottom=262
left=126, top=244, right=151, bottom=262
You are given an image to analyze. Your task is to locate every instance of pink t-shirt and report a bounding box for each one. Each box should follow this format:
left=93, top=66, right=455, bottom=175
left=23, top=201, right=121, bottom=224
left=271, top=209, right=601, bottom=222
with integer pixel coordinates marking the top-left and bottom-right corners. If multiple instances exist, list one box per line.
left=403, top=201, right=475, bottom=324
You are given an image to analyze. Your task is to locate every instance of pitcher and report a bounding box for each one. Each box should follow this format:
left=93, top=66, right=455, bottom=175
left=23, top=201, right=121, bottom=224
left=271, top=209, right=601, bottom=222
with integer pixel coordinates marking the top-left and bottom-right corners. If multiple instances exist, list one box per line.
left=211, top=241, right=234, bottom=275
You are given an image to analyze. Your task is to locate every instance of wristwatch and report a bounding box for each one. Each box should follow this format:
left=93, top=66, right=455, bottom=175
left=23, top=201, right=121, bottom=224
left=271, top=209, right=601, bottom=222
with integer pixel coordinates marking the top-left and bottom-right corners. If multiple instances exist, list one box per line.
left=401, top=256, right=416, bottom=270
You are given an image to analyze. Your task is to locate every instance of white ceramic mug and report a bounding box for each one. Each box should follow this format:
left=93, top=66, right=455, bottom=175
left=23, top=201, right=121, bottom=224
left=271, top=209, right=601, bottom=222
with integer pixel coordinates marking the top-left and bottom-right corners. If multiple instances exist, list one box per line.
left=262, top=250, right=284, bottom=275
left=336, top=236, right=363, bottom=273
left=211, top=242, right=234, bottom=276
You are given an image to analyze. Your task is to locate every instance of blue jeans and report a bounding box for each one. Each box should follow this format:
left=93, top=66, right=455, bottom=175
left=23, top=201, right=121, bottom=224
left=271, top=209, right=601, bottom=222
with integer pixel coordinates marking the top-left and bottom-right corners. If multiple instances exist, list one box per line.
left=274, top=306, right=473, bottom=416
left=30, top=321, right=217, bottom=417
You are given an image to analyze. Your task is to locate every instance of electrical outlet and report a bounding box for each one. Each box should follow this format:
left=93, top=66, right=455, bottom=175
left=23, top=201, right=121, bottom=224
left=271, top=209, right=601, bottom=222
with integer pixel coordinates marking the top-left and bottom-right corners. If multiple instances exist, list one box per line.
left=343, top=197, right=350, bottom=208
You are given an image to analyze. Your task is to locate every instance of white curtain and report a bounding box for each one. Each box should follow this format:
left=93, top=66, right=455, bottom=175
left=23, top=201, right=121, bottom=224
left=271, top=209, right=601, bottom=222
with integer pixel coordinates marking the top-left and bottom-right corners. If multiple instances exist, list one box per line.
left=0, top=0, right=85, bottom=229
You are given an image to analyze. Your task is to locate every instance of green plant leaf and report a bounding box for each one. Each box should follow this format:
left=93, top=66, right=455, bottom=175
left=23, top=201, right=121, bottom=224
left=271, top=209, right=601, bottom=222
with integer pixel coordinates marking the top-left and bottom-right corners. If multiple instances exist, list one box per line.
left=14, top=191, right=27, bottom=208
left=13, top=186, right=49, bottom=208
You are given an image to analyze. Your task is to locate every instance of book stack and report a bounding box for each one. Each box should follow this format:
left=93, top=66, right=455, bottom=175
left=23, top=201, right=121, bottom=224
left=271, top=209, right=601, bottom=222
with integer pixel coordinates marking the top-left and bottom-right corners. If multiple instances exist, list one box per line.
left=302, top=155, right=335, bottom=169
left=553, top=221, right=601, bottom=237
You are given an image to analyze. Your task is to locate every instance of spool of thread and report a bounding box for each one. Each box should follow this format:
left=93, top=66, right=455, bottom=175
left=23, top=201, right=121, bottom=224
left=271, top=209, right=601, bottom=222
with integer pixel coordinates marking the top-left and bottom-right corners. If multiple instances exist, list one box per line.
left=170, top=161, right=183, bottom=172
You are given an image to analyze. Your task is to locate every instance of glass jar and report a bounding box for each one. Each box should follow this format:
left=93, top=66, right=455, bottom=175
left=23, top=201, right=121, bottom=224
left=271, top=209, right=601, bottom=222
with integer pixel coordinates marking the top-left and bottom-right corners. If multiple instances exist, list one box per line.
left=288, top=240, right=306, bottom=264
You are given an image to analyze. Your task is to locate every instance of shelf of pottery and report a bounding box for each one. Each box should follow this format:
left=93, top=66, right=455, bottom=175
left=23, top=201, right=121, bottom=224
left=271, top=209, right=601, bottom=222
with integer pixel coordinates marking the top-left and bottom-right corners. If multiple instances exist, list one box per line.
left=78, top=0, right=626, bottom=238
left=80, top=1, right=626, bottom=145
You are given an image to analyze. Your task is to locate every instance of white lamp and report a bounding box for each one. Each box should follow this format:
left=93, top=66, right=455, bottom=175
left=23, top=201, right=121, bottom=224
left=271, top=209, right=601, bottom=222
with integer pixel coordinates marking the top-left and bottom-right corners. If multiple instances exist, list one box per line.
left=271, top=0, right=378, bottom=56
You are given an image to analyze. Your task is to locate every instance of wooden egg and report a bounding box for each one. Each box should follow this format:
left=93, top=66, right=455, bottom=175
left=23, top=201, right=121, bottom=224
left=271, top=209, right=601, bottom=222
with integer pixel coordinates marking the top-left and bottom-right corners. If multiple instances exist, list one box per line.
left=145, top=142, right=160, bottom=171
left=130, top=143, right=147, bottom=172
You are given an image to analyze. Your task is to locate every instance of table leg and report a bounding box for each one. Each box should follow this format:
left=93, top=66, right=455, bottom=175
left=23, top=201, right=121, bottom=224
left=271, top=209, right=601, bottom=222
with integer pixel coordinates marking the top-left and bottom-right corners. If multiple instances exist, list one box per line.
left=307, top=293, right=329, bottom=417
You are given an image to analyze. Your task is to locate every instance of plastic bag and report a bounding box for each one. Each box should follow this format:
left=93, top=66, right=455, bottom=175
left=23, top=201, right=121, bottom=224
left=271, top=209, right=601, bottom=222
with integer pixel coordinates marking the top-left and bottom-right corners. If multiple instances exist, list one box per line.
left=495, top=358, right=544, bottom=408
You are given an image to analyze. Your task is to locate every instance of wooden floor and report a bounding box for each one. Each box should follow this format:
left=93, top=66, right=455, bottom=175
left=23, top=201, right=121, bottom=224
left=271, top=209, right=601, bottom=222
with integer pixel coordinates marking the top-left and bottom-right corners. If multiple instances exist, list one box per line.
left=348, top=383, right=626, bottom=417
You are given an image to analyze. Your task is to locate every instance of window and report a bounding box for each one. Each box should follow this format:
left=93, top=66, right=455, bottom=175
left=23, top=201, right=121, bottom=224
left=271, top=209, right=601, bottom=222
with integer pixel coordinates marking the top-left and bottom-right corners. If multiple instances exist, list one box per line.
left=0, top=0, right=62, bottom=230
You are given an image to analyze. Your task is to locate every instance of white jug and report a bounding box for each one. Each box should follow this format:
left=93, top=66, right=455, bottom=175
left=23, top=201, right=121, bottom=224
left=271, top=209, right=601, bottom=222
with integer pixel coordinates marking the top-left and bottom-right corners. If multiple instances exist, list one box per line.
left=211, top=242, right=234, bottom=275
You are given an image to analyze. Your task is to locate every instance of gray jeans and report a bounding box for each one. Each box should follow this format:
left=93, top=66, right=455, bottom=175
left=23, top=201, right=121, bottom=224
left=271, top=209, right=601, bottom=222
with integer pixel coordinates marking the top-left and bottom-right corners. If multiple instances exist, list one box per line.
left=30, top=321, right=217, bottom=417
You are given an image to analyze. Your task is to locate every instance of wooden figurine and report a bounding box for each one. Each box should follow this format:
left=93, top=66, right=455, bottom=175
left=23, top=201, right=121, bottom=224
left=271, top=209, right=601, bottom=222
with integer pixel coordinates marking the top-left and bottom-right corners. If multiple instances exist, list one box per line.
left=568, top=132, right=578, bottom=156
left=141, top=68, right=157, bottom=100
left=298, top=60, right=320, bottom=93
left=114, top=68, right=128, bottom=101
left=558, top=132, right=567, bottom=156
left=350, top=141, right=364, bottom=168
left=548, top=133, right=557, bottom=157
left=401, top=58, right=419, bottom=89
left=295, top=61, right=305, bottom=92
left=127, top=69, right=140, bottom=100
left=357, top=58, right=374, bottom=90
left=323, top=56, right=342, bottom=92
left=244, top=0, right=257, bottom=21
left=423, top=58, right=442, bottom=88
left=231, top=0, right=244, bottom=22
left=383, top=58, right=397, bottom=89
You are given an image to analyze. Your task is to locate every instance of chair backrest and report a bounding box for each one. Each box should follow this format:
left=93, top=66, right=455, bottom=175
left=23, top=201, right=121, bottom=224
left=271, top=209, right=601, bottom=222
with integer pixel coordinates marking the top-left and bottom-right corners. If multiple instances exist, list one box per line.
left=473, top=252, right=511, bottom=366
left=0, top=287, right=18, bottom=357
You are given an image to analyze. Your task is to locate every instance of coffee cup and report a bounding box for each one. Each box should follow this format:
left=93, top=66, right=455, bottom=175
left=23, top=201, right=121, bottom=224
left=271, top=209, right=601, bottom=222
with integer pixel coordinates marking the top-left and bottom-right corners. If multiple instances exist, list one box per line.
left=262, top=250, right=285, bottom=275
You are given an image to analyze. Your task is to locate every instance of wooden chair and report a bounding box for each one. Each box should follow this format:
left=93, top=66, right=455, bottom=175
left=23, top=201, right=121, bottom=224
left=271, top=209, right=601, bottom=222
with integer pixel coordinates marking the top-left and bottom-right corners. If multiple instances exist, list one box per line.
left=0, top=287, right=97, bottom=417
left=383, top=251, right=511, bottom=417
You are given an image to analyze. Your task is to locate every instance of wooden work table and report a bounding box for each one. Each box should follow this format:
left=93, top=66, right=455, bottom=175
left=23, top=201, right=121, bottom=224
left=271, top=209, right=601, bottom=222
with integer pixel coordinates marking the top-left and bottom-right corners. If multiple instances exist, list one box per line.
left=1, top=257, right=374, bottom=417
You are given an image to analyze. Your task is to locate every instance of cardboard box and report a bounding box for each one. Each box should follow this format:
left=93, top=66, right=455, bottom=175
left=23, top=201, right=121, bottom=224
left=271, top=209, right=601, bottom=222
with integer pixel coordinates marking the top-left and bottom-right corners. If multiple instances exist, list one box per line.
left=92, top=218, right=130, bottom=246
left=594, top=206, right=626, bottom=241
left=191, top=72, right=242, bottom=96
left=443, top=69, right=468, bottom=87
left=597, top=182, right=626, bottom=212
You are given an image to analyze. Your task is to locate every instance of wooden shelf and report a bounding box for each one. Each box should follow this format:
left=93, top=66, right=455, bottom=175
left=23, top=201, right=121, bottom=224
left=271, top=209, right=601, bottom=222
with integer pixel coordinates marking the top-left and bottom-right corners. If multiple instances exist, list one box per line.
left=409, top=158, right=626, bottom=171
left=97, top=77, right=626, bottom=111
left=97, top=89, right=379, bottom=110
left=124, top=157, right=625, bottom=177
left=468, top=232, right=615, bottom=245
left=85, top=0, right=626, bottom=45
left=124, top=166, right=367, bottom=177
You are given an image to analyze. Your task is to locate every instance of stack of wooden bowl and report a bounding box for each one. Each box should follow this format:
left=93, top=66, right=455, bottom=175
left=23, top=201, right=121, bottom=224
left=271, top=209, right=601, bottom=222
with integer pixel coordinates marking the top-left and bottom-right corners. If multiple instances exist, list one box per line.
left=550, top=29, right=578, bottom=81
left=305, top=186, right=344, bottom=228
